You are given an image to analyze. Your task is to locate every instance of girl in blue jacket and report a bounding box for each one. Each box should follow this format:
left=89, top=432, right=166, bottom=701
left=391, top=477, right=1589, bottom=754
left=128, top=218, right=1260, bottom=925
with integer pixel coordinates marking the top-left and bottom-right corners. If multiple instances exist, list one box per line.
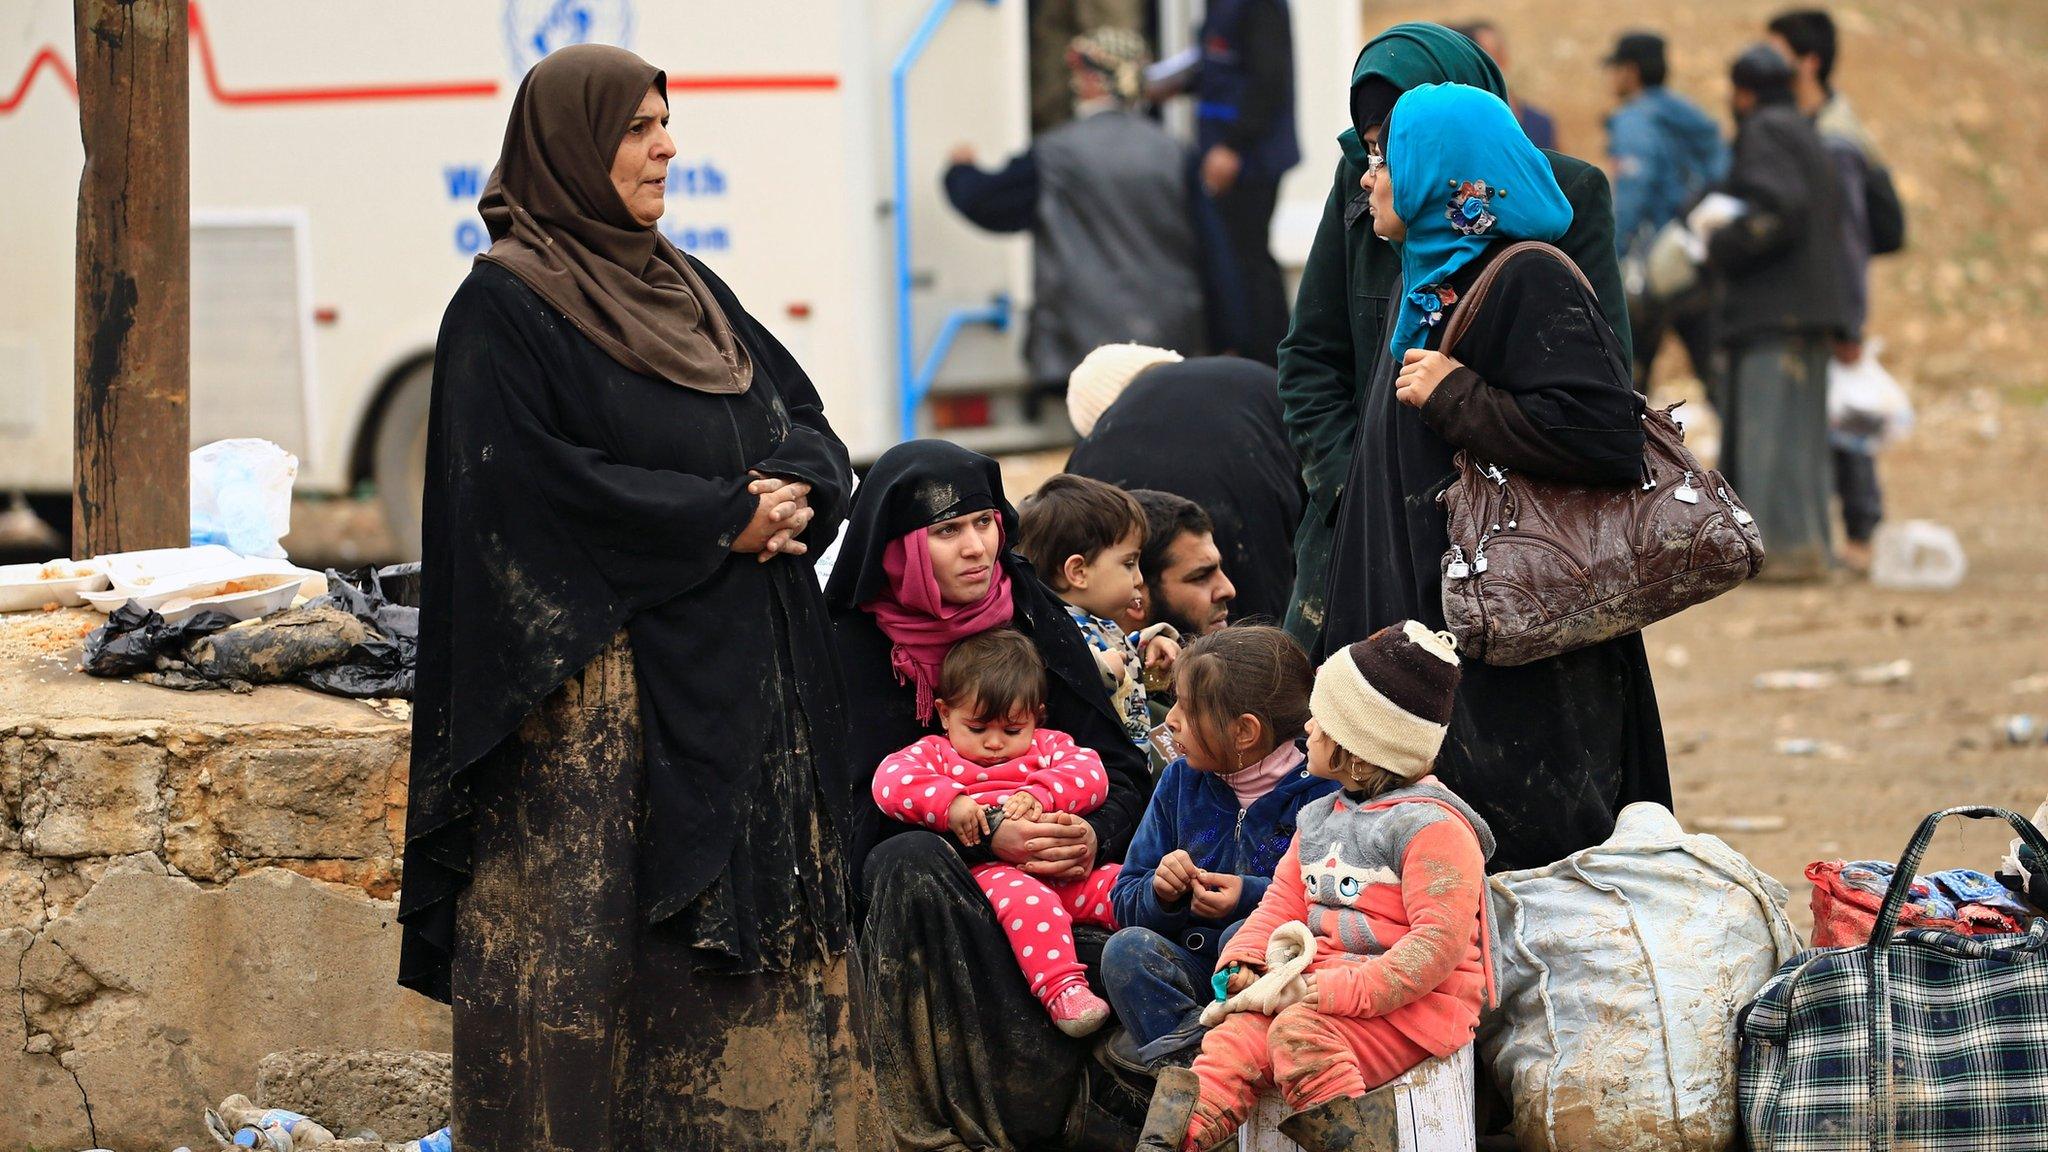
left=1102, top=625, right=1337, bottom=1072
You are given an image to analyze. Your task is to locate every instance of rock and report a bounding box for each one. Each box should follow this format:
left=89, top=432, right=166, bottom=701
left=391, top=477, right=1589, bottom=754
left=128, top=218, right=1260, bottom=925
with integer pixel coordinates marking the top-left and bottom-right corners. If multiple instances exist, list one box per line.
left=18, top=738, right=167, bottom=857
left=0, top=849, right=49, bottom=932
left=257, top=1048, right=452, bottom=1143
left=1752, top=669, right=1839, bottom=692
left=1694, top=815, right=1790, bottom=833
left=2, top=868, right=449, bottom=1152
left=168, top=731, right=407, bottom=865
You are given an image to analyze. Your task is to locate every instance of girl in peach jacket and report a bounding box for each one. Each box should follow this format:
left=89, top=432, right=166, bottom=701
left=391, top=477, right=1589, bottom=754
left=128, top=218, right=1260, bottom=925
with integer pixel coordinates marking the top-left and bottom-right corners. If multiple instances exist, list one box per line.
left=1136, top=621, right=1497, bottom=1152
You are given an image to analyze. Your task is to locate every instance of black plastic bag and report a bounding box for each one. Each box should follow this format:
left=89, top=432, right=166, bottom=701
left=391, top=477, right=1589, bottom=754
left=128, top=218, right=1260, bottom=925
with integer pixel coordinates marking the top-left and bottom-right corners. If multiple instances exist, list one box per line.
left=82, top=604, right=239, bottom=677
left=83, top=566, right=419, bottom=699
left=296, top=565, right=419, bottom=698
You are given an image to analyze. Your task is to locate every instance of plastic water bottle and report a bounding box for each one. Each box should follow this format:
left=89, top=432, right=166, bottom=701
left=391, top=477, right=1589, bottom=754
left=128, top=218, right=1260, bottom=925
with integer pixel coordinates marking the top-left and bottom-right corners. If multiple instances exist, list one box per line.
left=402, top=1128, right=453, bottom=1152
left=212, top=1094, right=336, bottom=1148
left=1869, top=520, right=1966, bottom=591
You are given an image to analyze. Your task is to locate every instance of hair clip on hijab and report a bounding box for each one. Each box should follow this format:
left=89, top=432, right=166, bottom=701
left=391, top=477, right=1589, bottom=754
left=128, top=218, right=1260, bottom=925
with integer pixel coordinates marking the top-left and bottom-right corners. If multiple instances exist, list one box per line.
left=1446, top=180, right=1500, bottom=237
left=1406, top=283, right=1460, bottom=327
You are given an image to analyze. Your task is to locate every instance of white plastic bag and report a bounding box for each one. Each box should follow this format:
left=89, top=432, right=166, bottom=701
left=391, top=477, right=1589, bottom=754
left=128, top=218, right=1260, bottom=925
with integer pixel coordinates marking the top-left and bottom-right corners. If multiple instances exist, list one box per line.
left=1642, top=219, right=1703, bottom=304
left=1481, top=803, right=1802, bottom=1152
left=190, top=439, right=299, bottom=559
left=1825, top=341, right=1914, bottom=445
left=1869, top=519, right=1967, bottom=591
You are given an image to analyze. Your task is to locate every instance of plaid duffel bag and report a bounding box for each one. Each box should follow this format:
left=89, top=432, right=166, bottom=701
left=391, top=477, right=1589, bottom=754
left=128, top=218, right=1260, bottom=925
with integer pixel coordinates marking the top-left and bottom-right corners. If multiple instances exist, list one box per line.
left=1737, top=806, right=2048, bottom=1151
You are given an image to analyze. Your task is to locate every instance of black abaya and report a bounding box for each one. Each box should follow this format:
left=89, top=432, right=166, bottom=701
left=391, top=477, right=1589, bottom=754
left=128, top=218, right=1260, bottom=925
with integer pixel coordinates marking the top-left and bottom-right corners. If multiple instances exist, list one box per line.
left=453, top=633, right=877, bottom=1148
left=825, top=441, right=1152, bottom=1149
left=1063, top=357, right=1306, bottom=627
left=1319, top=244, right=1671, bottom=871
left=402, top=257, right=874, bottom=1147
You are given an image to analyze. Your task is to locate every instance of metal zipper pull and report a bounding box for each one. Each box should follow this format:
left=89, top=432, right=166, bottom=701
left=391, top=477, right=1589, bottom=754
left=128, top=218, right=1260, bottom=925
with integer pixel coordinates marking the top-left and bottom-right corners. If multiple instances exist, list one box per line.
left=1446, top=545, right=1471, bottom=580
left=1472, top=549, right=1489, bottom=575
left=1676, top=470, right=1700, bottom=505
left=1719, top=485, right=1755, bottom=526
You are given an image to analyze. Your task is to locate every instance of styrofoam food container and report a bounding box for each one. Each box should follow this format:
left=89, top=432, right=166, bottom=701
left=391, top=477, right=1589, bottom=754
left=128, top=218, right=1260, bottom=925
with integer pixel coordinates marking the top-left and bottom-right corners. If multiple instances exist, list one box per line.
left=0, top=559, right=110, bottom=613
left=97, top=545, right=240, bottom=593
left=152, top=572, right=306, bottom=626
left=83, top=558, right=327, bottom=614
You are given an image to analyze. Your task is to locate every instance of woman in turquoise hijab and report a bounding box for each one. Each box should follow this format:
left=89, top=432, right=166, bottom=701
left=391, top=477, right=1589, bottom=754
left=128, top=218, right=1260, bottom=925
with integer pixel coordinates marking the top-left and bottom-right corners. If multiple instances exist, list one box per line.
left=1378, top=83, right=1575, bottom=362
left=1278, top=22, right=1632, bottom=653
left=1318, top=80, right=1670, bottom=900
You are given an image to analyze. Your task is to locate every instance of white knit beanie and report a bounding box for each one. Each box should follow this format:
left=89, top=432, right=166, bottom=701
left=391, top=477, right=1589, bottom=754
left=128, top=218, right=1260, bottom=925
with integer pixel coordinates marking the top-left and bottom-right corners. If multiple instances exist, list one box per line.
left=1066, top=343, right=1183, bottom=436
left=1310, top=621, right=1463, bottom=779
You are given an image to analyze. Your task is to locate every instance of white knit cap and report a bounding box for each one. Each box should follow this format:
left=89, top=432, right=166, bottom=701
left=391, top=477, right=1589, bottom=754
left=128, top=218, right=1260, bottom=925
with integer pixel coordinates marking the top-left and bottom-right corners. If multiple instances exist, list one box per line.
left=1066, top=343, right=1183, bottom=436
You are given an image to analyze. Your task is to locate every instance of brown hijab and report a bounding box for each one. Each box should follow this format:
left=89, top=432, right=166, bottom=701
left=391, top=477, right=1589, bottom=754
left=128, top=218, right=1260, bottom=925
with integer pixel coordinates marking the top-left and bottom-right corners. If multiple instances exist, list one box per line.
left=477, top=44, right=752, bottom=394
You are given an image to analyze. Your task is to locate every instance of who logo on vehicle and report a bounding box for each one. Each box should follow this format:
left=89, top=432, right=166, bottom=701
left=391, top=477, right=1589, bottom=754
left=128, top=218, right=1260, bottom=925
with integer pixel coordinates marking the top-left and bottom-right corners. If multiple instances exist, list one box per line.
left=502, top=0, right=635, bottom=76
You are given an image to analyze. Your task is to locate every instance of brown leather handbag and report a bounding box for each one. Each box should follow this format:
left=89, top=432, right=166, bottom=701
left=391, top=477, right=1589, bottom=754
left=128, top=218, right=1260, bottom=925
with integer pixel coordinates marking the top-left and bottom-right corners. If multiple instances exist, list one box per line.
left=1435, top=241, right=1766, bottom=667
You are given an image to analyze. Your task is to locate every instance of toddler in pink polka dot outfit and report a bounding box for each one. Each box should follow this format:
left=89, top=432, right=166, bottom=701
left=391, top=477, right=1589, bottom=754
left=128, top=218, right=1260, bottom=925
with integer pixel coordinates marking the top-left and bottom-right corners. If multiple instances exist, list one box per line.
left=873, top=628, right=1123, bottom=1036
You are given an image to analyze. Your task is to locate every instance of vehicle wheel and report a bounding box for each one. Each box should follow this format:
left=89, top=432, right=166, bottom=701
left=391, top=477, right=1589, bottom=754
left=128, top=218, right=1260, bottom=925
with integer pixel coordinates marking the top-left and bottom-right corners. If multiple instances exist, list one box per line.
left=371, top=360, right=433, bottom=562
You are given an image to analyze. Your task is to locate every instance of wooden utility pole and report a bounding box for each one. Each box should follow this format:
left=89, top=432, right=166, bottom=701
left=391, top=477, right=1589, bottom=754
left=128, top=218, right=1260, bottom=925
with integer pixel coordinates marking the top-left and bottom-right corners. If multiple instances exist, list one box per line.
left=72, top=0, right=189, bottom=558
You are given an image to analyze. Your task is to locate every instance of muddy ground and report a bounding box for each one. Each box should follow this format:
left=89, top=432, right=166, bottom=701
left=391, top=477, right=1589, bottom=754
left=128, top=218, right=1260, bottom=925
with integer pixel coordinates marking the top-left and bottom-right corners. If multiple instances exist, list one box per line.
left=1645, top=392, right=2046, bottom=933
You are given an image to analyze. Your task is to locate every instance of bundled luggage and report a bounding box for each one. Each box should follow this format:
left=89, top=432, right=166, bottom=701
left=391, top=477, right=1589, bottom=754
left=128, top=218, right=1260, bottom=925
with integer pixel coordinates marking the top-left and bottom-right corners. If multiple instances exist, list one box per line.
left=1739, top=806, right=2048, bottom=1151
left=1482, top=803, right=1801, bottom=1152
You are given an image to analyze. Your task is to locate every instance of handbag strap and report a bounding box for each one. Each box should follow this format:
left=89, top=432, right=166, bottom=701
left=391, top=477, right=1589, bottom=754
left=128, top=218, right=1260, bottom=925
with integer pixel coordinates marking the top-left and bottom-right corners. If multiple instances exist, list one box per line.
left=1870, top=806, right=2048, bottom=947
left=1438, top=241, right=1598, bottom=355
left=1864, top=806, right=2048, bottom=1152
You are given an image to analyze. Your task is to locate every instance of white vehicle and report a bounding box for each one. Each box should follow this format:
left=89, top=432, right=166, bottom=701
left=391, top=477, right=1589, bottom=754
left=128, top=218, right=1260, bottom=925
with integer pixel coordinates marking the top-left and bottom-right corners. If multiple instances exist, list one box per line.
left=1, top=0, right=1357, bottom=556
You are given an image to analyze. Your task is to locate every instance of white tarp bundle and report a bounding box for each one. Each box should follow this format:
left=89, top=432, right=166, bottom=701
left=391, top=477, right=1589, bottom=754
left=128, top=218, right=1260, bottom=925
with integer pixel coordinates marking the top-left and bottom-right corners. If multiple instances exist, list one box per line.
left=1481, top=802, right=1802, bottom=1152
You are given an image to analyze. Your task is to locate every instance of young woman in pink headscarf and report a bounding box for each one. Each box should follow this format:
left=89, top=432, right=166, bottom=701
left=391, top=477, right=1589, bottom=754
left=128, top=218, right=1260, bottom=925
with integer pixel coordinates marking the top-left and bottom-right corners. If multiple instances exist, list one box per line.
left=826, top=439, right=1155, bottom=1148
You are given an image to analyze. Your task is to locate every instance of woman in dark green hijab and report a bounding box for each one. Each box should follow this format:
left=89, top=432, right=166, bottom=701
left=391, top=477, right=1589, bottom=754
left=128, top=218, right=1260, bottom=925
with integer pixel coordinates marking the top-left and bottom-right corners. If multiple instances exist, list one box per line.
left=1275, top=23, right=1668, bottom=878
left=1277, top=22, right=1633, bottom=653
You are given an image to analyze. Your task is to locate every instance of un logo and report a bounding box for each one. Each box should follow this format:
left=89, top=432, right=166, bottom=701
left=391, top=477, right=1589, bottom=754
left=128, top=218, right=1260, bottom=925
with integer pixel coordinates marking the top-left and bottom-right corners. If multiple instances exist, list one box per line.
left=503, top=0, right=635, bottom=76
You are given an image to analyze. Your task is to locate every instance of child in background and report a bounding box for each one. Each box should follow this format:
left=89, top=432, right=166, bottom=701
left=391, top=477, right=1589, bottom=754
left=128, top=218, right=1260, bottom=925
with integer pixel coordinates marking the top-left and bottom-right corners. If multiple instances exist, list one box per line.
left=871, top=628, right=1122, bottom=1036
left=1018, top=475, right=1181, bottom=746
left=1135, top=622, right=1497, bottom=1152
left=1100, top=627, right=1337, bottom=1075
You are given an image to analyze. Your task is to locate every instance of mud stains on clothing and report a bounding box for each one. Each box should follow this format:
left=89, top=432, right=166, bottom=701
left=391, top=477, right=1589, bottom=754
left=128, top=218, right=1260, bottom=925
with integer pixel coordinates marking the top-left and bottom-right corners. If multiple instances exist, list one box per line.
left=453, top=633, right=879, bottom=1150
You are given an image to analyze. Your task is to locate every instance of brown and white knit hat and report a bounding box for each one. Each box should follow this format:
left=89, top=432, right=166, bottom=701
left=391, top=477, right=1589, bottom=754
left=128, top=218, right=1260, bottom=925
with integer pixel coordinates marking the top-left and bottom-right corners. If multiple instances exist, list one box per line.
left=1310, top=621, right=1462, bottom=779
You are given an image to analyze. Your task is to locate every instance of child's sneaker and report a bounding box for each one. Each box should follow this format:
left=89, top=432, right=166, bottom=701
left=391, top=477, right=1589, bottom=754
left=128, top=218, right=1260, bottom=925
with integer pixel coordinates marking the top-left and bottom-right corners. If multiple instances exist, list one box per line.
left=1048, top=984, right=1111, bottom=1037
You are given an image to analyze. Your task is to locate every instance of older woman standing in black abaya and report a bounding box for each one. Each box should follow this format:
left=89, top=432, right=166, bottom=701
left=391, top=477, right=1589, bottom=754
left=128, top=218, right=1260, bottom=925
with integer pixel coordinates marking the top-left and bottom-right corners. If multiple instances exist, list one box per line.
left=828, top=441, right=1154, bottom=1149
left=397, top=45, right=876, bottom=1149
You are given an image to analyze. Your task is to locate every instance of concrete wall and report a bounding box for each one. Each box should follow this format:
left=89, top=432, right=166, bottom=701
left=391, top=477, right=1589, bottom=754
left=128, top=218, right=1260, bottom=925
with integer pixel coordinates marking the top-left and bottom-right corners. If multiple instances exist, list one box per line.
left=3, top=620, right=449, bottom=1152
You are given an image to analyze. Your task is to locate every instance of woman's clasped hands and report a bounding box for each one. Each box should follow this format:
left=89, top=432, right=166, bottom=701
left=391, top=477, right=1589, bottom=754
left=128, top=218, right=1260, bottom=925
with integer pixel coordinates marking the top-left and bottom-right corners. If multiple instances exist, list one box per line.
left=734, top=472, right=815, bottom=561
left=991, top=809, right=1099, bottom=885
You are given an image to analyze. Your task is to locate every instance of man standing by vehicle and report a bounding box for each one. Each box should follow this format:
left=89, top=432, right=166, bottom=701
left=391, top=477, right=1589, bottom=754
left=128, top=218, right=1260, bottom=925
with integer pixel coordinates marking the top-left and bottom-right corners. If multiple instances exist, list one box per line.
left=1704, top=44, right=1848, bottom=582
left=946, top=29, right=1214, bottom=400
left=1604, top=31, right=1727, bottom=390
left=1769, top=8, right=1903, bottom=574
left=1154, top=0, right=1299, bottom=366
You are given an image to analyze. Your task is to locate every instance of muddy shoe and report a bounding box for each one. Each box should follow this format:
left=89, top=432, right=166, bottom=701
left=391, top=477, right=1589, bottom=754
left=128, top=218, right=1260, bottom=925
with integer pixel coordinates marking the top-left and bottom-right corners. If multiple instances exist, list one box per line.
left=1135, top=1065, right=1201, bottom=1152
left=1049, top=984, right=1113, bottom=1037
left=1277, top=1086, right=1401, bottom=1152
